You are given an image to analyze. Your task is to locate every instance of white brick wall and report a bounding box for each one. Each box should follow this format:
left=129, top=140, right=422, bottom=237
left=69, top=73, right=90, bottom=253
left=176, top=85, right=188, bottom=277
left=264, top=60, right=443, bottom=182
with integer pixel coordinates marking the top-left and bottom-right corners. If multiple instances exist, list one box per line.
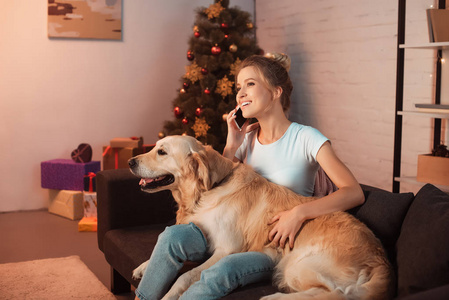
left=256, top=0, right=444, bottom=193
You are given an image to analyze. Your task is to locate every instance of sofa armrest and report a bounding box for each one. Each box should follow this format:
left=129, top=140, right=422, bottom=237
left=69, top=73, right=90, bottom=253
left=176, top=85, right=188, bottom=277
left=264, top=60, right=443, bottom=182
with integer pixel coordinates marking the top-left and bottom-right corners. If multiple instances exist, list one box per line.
left=97, top=168, right=176, bottom=252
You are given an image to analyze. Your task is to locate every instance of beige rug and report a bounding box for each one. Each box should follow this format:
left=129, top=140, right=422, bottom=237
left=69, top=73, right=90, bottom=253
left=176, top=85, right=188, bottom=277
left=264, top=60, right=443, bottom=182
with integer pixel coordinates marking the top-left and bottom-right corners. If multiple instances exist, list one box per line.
left=0, top=255, right=116, bottom=299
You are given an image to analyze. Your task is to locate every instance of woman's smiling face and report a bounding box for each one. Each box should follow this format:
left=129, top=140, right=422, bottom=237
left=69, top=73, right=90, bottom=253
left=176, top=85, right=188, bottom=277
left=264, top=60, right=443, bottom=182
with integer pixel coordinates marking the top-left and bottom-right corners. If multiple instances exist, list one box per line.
left=236, top=66, right=275, bottom=119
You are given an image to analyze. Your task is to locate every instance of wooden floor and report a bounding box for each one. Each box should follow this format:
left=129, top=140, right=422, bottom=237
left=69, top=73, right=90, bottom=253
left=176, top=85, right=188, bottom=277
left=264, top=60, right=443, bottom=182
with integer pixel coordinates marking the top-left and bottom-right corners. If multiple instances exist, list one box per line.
left=0, top=210, right=135, bottom=300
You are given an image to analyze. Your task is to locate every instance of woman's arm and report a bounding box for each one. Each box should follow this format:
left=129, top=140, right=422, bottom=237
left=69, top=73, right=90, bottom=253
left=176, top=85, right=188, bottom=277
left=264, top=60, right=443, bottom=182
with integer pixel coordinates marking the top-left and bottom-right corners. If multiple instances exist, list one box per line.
left=269, top=141, right=364, bottom=249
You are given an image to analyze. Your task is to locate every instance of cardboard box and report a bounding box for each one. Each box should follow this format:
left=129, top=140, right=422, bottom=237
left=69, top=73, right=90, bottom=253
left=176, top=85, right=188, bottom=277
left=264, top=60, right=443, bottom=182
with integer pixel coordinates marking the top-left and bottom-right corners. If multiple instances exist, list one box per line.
left=417, top=154, right=449, bottom=186
left=41, top=159, right=101, bottom=191
left=102, top=146, right=144, bottom=170
left=48, top=189, right=84, bottom=220
left=110, top=137, right=143, bottom=148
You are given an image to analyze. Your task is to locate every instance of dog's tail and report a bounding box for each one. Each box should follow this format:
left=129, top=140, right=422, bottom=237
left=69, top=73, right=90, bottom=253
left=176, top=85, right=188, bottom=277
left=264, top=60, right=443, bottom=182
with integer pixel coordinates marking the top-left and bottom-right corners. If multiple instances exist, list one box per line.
left=273, top=252, right=393, bottom=300
left=354, top=263, right=394, bottom=300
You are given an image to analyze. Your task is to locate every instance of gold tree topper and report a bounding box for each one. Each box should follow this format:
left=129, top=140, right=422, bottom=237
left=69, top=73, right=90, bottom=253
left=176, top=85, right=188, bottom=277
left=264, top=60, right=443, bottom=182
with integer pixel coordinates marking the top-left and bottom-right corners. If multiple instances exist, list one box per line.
left=204, top=2, right=224, bottom=19
left=192, top=117, right=210, bottom=138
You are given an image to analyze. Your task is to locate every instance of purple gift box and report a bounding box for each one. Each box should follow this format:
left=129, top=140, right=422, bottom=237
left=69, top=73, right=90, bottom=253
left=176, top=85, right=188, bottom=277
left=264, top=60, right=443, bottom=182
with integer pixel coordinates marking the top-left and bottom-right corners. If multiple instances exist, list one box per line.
left=41, top=159, right=101, bottom=191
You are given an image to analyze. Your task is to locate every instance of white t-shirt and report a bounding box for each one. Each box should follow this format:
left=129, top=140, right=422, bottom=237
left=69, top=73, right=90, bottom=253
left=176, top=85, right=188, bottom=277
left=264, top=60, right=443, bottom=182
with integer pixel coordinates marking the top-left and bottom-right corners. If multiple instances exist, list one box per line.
left=235, top=122, right=329, bottom=196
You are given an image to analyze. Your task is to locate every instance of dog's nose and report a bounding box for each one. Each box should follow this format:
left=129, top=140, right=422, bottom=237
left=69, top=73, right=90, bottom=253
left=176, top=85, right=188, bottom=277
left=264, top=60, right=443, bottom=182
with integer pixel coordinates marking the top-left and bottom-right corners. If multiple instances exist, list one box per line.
left=128, top=158, right=137, bottom=168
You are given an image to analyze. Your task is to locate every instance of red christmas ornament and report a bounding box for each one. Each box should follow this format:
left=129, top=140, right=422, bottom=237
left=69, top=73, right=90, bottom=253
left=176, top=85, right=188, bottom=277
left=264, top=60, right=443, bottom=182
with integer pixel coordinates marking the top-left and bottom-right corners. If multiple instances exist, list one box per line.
left=201, top=68, right=208, bottom=75
left=174, top=107, right=181, bottom=118
left=183, top=82, right=189, bottom=89
left=211, top=45, right=221, bottom=55
left=224, top=34, right=229, bottom=39
left=194, top=31, right=201, bottom=38
left=182, top=117, right=188, bottom=125
left=187, top=50, right=194, bottom=61
left=204, top=87, right=211, bottom=95
left=221, top=22, right=228, bottom=29
left=195, top=107, right=202, bottom=116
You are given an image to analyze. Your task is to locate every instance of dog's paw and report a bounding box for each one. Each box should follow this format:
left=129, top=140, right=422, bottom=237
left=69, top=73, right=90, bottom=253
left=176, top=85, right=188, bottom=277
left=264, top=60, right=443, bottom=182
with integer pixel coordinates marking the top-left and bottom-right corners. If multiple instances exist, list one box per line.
left=132, top=260, right=149, bottom=280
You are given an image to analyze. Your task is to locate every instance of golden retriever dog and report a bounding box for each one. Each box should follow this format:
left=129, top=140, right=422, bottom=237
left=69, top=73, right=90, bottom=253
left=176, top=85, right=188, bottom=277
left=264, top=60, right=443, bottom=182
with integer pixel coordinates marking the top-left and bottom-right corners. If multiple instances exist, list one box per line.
left=129, top=135, right=393, bottom=300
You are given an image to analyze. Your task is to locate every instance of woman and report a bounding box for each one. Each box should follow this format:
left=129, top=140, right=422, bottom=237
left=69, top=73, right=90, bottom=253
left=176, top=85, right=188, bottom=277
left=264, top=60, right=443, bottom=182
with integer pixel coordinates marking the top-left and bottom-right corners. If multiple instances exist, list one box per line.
left=135, top=54, right=364, bottom=300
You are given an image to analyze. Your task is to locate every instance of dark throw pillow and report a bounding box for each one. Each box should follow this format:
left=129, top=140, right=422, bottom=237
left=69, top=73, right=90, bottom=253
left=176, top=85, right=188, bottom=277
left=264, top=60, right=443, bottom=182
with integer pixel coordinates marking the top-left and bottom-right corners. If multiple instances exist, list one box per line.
left=396, top=184, right=449, bottom=297
left=348, top=185, right=414, bottom=267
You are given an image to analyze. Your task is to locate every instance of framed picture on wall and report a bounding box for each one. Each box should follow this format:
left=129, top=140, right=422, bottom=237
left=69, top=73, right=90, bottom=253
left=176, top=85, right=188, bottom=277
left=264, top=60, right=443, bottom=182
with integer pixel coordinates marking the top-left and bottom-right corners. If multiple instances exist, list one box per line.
left=48, top=0, right=122, bottom=40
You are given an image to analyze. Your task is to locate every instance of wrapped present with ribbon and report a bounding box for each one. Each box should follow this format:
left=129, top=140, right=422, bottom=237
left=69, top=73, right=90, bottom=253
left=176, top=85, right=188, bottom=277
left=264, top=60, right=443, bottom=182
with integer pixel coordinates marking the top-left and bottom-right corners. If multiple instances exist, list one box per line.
left=84, top=172, right=96, bottom=192
left=102, top=146, right=144, bottom=170
left=41, top=159, right=101, bottom=191
left=110, top=136, right=143, bottom=148
left=83, top=172, right=97, bottom=218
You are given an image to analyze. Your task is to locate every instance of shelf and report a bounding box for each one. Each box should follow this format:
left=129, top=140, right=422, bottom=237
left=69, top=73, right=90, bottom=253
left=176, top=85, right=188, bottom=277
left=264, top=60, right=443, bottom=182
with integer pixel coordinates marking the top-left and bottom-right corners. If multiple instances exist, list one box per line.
left=399, top=42, right=449, bottom=49
left=398, top=110, right=449, bottom=119
left=394, top=176, right=449, bottom=193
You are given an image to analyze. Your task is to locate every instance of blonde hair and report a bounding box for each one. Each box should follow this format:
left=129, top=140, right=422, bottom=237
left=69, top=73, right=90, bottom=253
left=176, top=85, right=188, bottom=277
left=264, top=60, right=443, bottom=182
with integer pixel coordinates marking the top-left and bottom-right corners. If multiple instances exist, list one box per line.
left=237, top=53, right=293, bottom=112
left=264, top=52, right=291, bottom=72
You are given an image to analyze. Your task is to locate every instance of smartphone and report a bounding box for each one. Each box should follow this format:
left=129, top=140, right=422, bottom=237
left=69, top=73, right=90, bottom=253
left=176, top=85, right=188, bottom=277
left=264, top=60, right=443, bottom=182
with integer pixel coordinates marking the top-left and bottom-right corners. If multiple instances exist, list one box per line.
left=233, top=107, right=247, bottom=131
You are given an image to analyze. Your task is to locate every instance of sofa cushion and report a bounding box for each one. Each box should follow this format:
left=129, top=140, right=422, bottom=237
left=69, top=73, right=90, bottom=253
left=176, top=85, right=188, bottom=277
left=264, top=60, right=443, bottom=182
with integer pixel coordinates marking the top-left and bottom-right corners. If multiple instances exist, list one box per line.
left=103, top=223, right=169, bottom=288
left=348, top=185, right=414, bottom=267
left=397, top=184, right=449, bottom=297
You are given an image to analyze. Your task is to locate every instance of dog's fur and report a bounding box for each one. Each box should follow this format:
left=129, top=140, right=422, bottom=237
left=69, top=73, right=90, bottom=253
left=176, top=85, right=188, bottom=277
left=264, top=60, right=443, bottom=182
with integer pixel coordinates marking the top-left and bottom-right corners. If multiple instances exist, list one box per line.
left=129, top=135, right=393, bottom=300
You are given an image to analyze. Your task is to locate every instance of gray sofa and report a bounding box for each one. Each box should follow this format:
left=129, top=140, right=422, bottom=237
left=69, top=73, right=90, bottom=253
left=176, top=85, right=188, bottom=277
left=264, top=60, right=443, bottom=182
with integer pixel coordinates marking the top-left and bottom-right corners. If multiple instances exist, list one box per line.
left=97, top=168, right=449, bottom=299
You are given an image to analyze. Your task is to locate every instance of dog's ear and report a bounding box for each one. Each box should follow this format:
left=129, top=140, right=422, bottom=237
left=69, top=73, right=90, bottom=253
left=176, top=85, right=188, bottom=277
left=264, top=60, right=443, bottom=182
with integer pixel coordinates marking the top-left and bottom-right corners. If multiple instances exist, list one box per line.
left=190, top=151, right=211, bottom=190
left=204, top=145, right=234, bottom=186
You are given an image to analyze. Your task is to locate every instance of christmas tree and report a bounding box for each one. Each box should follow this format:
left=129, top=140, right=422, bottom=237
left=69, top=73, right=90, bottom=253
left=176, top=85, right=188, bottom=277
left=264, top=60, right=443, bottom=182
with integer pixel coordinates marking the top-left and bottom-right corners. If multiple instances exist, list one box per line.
left=159, top=0, right=262, bottom=152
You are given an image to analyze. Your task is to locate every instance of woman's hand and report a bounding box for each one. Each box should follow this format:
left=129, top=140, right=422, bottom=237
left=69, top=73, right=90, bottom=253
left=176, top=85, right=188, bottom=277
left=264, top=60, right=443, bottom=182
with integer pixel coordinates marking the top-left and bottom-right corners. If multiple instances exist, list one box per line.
left=268, top=205, right=305, bottom=249
left=225, top=107, right=258, bottom=151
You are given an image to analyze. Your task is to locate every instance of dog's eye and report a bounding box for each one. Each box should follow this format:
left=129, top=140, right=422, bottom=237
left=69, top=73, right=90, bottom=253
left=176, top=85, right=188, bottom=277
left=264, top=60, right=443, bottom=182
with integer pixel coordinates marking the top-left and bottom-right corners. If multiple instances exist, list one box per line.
left=157, top=149, right=167, bottom=156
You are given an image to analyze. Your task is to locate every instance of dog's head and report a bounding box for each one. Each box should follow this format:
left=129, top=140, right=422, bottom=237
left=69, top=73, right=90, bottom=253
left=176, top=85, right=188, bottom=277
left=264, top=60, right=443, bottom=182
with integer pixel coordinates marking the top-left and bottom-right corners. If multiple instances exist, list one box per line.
left=129, top=135, right=233, bottom=197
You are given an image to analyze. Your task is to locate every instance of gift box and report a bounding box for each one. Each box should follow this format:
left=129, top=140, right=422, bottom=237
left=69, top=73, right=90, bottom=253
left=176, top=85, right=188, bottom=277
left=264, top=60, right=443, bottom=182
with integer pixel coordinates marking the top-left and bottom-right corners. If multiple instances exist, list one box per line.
left=417, top=154, right=449, bottom=186
left=110, top=137, right=143, bottom=148
left=78, top=217, right=97, bottom=232
left=83, top=192, right=97, bottom=218
left=48, top=189, right=84, bottom=220
left=102, top=146, right=144, bottom=170
left=71, top=143, right=92, bottom=163
left=84, top=172, right=96, bottom=192
left=41, top=159, right=101, bottom=191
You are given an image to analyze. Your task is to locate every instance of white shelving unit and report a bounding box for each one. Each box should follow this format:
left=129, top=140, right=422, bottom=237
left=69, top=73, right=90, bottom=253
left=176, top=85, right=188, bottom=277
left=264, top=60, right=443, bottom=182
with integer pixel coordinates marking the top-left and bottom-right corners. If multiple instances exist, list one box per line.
left=399, top=41, right=449, bottom=49
left=394, top=176, right=449, bottom=193
left=393, top=0, right=448, bottom=193
left=398, top=111, right=449, bottom=119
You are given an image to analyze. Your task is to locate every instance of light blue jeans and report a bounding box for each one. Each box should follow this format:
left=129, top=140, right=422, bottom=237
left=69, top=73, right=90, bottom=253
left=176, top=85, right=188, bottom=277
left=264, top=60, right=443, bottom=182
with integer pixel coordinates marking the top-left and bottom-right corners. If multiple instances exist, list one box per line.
left=135, top=223, right=274, bottom=300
